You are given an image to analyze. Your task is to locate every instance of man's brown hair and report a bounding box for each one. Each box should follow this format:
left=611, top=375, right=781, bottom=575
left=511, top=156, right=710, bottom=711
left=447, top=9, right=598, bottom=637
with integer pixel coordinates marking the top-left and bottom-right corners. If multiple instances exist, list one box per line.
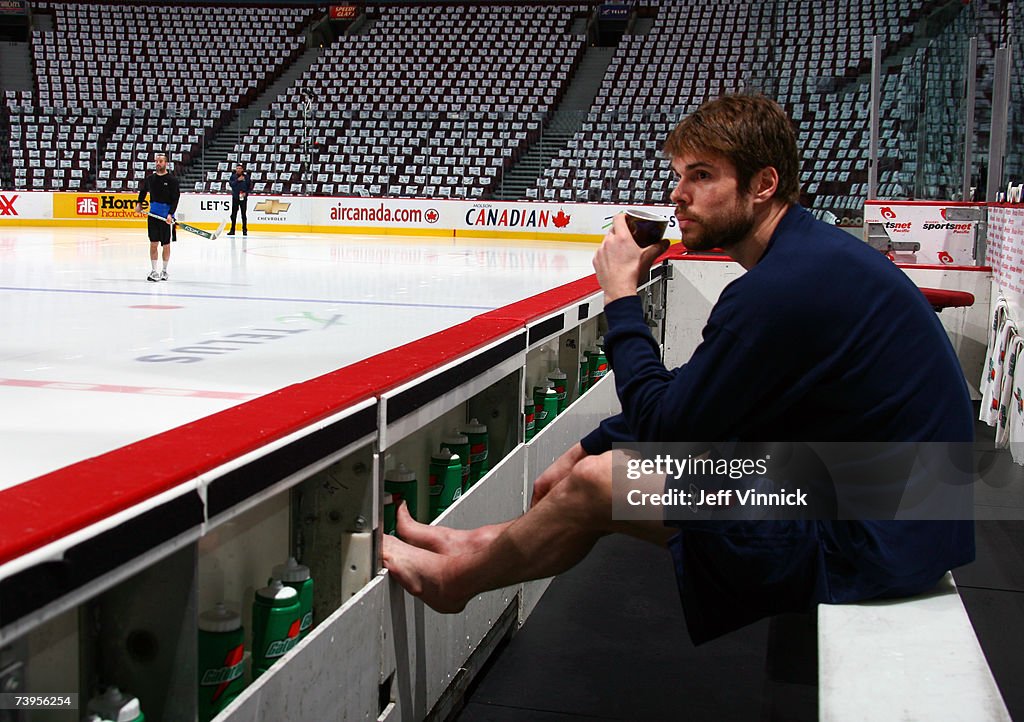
left=663, top=94, right=801, bottom=204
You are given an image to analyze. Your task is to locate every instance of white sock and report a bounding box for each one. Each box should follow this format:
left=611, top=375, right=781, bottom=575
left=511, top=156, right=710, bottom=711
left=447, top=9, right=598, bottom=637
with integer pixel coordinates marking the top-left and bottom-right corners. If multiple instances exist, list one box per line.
left=162, top=261, right=168, bottom=271
left=151, top=260, right=159, bottom=272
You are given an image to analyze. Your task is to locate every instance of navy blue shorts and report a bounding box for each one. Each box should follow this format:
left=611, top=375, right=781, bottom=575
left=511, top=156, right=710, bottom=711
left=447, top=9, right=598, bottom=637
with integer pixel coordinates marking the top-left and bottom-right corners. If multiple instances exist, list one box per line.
left=666, top=521, right=822, bottom=645
left=665, top=518, right=968, bottom=645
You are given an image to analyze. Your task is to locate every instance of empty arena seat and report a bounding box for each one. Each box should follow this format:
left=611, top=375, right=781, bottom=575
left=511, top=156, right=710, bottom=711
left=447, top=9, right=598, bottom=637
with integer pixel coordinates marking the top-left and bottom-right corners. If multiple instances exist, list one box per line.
left=7, top=2, right=318, bottom=192
left=5, top=0, right=985, bottom=207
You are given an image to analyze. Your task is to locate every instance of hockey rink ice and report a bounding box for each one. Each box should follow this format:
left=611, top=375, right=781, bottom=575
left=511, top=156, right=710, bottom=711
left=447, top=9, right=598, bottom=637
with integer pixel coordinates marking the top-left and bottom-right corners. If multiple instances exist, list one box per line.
left=0, top=226, right=599, bottom=489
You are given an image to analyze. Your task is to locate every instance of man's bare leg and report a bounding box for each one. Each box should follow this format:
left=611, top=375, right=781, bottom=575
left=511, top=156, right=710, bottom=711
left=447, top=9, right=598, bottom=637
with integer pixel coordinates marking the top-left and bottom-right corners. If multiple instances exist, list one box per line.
left=394, top=502, right=513, bottom=556
left=393, top=442, right=587, bottom=556
left=382, top=452, right=674, bottom=613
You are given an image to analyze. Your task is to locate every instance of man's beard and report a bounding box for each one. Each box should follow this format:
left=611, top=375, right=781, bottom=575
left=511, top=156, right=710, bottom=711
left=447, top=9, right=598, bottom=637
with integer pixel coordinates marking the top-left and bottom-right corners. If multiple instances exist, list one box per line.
left=679, top=200, right=754, bottom=252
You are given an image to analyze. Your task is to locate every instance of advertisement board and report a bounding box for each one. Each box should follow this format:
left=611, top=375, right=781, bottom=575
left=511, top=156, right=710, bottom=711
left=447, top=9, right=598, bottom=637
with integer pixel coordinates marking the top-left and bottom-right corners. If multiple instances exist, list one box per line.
left=988, top=204, right=1024, bottom=323
left=0, top=192, right=52, bottom=220
left=863, top=201, right=980, bottom=266
left=52, top=192, right=148, bottom=222
left=0, top=0, right=28, bottom=15
left=0, top=191, right=678, bottom=242
left=329, top=5, right=358, bottom=20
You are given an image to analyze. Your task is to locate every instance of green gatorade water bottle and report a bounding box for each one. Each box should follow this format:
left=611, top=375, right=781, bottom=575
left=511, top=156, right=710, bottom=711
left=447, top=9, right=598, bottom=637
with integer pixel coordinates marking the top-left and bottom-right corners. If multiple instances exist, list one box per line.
left=384, top=463, right=418, bottom=521
left=524, top=395, right=536, bottom=441
left=579, top=348, right=592, bottom=395
left=428, top=448, right=462, bottom=520
left=383, top=492, right=397, bottom=535
left=273, top=557, right=314, bottom=640
left=533, top=381, right=557, bottom=432
left=252, top=579, right=301, bottom=678
left=440, top=429, right=471, bottom=492
left=460, top=418, right=489, bottom=485
left=86, top=687, right=145, bottom=722
left=532, top=381, right=553, bottom=431
left=547, top=367, right=567, bottom=414
left=589, top=339, right=609, bottom=383
left=197, top=603, right=245, bottom=722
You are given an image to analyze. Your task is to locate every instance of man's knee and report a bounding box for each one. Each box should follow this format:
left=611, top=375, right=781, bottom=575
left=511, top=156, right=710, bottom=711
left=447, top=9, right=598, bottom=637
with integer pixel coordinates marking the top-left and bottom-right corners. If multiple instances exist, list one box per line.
left=550, top=453, right=613, bottom=520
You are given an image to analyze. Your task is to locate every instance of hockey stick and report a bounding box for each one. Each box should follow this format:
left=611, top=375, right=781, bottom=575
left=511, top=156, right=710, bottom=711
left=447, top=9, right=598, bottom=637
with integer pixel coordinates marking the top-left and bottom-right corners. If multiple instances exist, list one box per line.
left=147, top=213, right=230, bottom=240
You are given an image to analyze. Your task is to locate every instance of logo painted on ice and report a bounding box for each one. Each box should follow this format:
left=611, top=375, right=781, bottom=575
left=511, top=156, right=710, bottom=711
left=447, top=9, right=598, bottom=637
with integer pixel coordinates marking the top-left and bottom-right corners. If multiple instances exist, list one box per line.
left=275, top=311, right=344, bottom=329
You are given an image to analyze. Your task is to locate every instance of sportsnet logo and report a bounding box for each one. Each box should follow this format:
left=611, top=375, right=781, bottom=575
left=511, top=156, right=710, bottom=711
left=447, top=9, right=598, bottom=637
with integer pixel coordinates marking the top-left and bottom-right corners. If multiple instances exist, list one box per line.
left=77, top=197, right=98, bottom=215
left=922, top=221, right=972, bottom=234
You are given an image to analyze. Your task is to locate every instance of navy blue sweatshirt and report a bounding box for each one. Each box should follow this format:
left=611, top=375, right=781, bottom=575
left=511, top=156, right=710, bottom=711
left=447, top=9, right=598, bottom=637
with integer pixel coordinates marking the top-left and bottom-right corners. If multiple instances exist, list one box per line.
left=582, top=205, right=975, bottom=642
left=228, top=171, right=253, bottom=199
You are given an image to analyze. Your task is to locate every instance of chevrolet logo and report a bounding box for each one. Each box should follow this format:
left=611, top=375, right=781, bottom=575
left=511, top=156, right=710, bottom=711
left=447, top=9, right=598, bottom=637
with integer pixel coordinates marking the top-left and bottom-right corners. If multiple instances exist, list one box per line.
left=254, top=199, right=291, bottom=215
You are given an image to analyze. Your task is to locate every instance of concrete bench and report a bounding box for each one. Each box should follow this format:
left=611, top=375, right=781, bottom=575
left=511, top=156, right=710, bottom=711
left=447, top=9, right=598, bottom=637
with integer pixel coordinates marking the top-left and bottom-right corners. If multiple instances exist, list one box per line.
left=818, top=572, right=1011, bottom=720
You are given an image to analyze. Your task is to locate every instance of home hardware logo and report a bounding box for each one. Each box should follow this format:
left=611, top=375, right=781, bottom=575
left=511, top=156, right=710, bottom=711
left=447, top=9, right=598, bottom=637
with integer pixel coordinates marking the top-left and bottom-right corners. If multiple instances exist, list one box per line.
left=73, top=194, right=144, bottom=218
left=254, top=199, right=291, bottom=215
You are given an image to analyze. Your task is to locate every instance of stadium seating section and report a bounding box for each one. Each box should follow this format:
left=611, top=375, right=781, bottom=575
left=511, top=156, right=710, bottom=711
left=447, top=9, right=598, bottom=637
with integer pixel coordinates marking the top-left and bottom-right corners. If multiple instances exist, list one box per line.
left=1, top=0, right=1014, bottom=219
left=6, top=2, right=312, bottom=191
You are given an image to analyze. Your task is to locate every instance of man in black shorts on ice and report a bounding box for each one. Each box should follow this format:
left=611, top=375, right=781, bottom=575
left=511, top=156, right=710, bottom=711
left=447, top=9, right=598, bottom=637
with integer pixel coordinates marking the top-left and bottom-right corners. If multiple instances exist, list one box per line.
left=135, top=152, right=180, bottom=282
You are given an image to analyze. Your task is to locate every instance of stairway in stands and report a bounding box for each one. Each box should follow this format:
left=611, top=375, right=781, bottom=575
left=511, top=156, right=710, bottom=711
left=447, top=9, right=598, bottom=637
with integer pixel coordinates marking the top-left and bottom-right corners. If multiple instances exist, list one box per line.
left=493, top=45, right=615, bottom=200
left=0, top=116, right=11, bottom=191
left=0, top=40, right=35, bottom=190
left=176, top=46, right=323, bottom=192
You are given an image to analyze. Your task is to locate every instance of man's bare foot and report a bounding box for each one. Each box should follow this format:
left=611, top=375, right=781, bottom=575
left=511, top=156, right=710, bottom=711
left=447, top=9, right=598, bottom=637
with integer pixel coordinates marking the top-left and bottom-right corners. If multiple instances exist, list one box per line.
left=382, top=534, right=470, bottom=614
left=395, top=503, right=506, bottom=555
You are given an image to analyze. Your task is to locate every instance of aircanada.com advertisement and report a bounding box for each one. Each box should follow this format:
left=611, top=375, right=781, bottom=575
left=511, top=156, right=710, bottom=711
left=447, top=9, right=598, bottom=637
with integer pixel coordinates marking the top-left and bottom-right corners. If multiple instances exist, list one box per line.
left=0, top=191, right=676, bottom=240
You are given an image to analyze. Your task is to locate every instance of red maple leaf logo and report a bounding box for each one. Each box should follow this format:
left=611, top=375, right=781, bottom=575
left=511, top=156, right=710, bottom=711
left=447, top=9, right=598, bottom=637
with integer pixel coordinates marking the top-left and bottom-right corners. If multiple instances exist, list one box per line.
left=553, top=210, right=571, bottom=228
left=425, top=209, right=439, bottom=224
